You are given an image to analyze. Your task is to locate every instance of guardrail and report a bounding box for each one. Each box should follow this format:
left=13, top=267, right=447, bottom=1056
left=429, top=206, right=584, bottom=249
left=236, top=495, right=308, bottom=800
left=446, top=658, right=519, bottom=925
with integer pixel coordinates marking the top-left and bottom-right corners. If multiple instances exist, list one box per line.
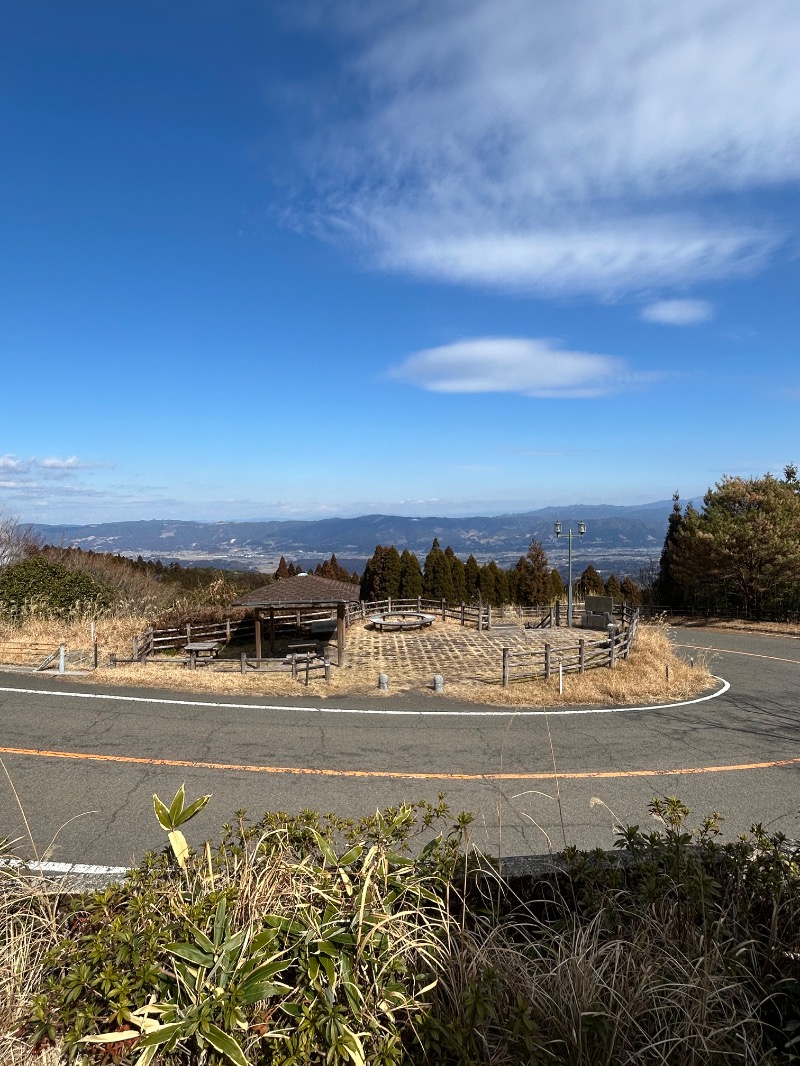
left=0, top=641, right=68, bottom=672
left=501, top=608, right=639, bottom=686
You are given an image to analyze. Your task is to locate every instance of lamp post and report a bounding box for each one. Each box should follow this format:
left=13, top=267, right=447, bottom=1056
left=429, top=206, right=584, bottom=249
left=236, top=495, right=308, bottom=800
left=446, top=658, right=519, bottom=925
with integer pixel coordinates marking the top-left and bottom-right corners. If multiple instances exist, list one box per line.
left=554, top=520, right=586, bottom=628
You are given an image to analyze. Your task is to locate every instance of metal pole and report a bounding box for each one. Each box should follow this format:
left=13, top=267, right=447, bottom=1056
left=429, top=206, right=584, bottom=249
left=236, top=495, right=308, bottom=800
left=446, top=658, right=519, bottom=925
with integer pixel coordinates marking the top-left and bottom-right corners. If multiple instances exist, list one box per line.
left=567, top=531, right=573, bottom=628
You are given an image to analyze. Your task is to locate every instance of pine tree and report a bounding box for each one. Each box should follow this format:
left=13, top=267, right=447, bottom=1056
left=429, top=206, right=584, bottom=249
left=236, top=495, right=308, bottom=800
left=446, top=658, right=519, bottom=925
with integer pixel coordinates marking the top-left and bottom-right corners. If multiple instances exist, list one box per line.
left=513, top=538, right=551, bottom=605
left=465, top=555, right=480, bottom=600
left=360, top=545, right=402, bottom=600
left=445, top=546, right=467, bottom=602
left=550, top=568, right=565, bottom=602
left=620, top=576, right=640, bottom=604
left=275, top=556, right=289, bottom=580
left=578, top=564, right=605, bottom=597
left=657, top=491, right=685, bottom=606
left=423, top=540, right=455, bottom=602
left=398, top=549, right=423, bottom=599
left=478, top=562, right=497, bottom=606
left=604, top=574, right=623, bottom=601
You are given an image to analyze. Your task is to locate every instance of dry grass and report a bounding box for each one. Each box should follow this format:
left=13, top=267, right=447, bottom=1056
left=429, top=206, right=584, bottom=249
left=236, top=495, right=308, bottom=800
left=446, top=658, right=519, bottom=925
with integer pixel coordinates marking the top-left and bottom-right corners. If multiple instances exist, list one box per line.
left=0, top=868, right=66, bottom=1066
left=0, top=613, right=713, bottom=707
left=431, top=906, right=770, bottom=1064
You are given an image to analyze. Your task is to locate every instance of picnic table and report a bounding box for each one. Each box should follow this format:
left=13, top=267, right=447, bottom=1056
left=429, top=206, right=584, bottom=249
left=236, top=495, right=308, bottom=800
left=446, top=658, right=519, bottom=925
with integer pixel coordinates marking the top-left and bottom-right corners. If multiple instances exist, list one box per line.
left=185, top=641, right=221, bottom=668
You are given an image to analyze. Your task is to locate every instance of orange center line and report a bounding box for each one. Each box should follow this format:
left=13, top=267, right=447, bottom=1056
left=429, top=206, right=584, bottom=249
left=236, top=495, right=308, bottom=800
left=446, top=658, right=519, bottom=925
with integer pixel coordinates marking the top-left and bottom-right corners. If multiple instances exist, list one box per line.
left=1, top=744, right=799, bottom=781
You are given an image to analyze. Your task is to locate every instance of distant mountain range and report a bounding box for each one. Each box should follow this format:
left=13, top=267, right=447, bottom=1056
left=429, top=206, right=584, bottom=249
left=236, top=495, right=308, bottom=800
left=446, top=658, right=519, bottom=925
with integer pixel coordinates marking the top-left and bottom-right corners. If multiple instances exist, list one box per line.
left=33, top=502, right=675, bottom=579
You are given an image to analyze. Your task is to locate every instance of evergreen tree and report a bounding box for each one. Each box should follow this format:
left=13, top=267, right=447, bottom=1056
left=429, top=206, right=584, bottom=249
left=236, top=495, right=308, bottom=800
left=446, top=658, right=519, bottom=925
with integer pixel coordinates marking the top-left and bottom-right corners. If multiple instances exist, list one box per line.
left=549, top=568, right=565, bottom=602
left=513, top=538, right=551, bottom=605
left=657, top=491, right=685, bottom=606
left=620, top=576, right=640, bottom=604
left=275, top=556, right=289, bottom=580
left=423, top=539, right=455, bottom=602
left=668, top=471, right=800, bottom=615
left=445, top=546, right=467, bottom=602
left=478, top=562, right=497, bottom=606
left=398, top=549, right=424, bottom=599
left=494, top=565, right=510, bottom=606
left=578, top=564, right=605, bottom=597
left=465, top=555, right=480, bottom=600
left=604, top=574, right=623, bottom=601
left=360, top=545, right=402, bottom=601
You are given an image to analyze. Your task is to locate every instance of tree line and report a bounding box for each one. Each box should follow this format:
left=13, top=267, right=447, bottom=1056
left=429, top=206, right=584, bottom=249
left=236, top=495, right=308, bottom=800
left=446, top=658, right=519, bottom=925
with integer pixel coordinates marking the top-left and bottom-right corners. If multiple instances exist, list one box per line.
left=358, top=537, right=640, bottom=607
left=656, top=465, right=800, bottom=617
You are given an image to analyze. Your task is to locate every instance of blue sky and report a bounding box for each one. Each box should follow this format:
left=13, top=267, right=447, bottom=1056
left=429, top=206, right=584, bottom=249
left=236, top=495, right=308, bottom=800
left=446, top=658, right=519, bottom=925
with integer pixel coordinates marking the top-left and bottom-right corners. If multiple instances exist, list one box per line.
left=2, top=0, right=799, bottom=524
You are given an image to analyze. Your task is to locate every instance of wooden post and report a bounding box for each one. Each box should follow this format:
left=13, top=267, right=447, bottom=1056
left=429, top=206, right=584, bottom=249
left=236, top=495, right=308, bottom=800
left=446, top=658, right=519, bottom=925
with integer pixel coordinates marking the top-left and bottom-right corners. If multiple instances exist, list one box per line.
left=255, top=609, right=262, bottom=660
left=388, top=596, right=392, bottom=612
left=544, top=642, right=551, bottom=680
left=241, top=652, right=247, bottom=674
left=609, top=626, right=616, bottom=668
left=461, top=603, right=465, bottom=625
left=58, top=645, right=66, bottom=674
left=226, top=619, right=231, bottom=642
left=502, top=647, right=510, bottom=687
left=417, top=596, right=421, bottom=611
left=579, top=638, right=585, bottom=673
left=487, top=605, right=492, bottom=630
left=441, top=598, right=446, bottom=621
left=186, top=623, right=191, bottom=644
left=269, top=607, right=275, bottom=655
left=190, top=649, right=197, bottom=671
left=337, top=602, right=346, bottom=666
left=555, top=601, right=561, bottom=627
left=132, top=635, right=138, bottom=659
left=94, top=640, right=99, bottom=669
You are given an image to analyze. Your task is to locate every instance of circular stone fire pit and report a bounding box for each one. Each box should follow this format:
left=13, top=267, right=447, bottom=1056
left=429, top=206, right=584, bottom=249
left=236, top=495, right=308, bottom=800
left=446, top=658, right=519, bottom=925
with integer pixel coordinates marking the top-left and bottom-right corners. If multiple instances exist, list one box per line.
left=368, top=611, right=436, bottom=632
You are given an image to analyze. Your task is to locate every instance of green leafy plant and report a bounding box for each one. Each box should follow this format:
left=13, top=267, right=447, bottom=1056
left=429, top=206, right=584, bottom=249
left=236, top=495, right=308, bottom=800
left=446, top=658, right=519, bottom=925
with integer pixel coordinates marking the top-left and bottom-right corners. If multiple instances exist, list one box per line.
left=153, top=784, right=211, bottom=870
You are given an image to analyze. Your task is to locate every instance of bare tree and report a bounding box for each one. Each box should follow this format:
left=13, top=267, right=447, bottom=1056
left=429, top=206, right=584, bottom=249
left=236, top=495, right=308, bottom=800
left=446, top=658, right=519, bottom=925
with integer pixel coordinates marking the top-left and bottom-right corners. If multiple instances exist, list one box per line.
left=0, top=513, right=41, bottom=568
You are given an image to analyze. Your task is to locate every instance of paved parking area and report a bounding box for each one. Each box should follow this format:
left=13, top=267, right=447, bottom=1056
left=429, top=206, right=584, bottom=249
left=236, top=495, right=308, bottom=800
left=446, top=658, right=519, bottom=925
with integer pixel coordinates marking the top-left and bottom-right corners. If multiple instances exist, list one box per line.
left=342, top=617, right=583, bottom=684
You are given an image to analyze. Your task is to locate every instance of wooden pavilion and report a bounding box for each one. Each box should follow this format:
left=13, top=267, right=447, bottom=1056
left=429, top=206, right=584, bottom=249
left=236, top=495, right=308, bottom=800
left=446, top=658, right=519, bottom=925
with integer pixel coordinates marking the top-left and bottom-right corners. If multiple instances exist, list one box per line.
left=234, top=573, right=361, bottom=664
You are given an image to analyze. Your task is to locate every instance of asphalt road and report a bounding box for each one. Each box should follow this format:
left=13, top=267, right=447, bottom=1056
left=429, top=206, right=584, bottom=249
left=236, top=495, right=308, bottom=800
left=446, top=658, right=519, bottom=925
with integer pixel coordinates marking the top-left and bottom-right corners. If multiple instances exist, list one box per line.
left=0, top=627, right=798, bottom=868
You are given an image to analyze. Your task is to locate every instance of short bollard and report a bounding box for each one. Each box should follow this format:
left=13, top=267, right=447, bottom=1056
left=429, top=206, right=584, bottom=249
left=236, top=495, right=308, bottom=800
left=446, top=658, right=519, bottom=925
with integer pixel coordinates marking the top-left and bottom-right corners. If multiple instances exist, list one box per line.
left=433, top=674, right=444, bottom=693
left=378, top=673, right=389, bottom=691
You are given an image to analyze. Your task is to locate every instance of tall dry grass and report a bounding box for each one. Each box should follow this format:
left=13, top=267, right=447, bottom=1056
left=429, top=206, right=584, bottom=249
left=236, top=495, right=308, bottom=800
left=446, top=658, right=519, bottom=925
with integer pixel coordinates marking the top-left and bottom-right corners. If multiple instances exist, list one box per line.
left=428, top=906, right=771, bottom=1064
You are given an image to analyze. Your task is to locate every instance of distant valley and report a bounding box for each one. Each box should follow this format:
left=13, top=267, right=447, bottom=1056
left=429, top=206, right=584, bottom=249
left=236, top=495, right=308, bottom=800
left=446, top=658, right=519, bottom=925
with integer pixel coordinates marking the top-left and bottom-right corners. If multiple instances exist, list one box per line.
left=34, top=502, right=675, bottom=580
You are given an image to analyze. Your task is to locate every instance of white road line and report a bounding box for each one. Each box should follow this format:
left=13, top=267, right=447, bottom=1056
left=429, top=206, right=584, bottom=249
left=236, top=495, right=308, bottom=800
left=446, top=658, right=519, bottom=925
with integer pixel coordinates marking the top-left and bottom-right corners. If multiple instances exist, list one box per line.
left=1, top=858, right=128, bottom=876
left=0, top=678, right=730, bottom=716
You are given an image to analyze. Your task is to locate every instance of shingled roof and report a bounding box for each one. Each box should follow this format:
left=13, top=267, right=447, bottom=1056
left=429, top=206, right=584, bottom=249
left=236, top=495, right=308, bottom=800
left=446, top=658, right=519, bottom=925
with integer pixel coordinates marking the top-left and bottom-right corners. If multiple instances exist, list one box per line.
left=235, top=573, right=361, bottom=606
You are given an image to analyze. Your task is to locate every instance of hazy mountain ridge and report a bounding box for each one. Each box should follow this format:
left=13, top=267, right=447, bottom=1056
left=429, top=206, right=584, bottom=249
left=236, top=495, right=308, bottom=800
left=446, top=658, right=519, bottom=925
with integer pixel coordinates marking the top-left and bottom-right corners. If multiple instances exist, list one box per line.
left=32, top=502, right=675, bottom=577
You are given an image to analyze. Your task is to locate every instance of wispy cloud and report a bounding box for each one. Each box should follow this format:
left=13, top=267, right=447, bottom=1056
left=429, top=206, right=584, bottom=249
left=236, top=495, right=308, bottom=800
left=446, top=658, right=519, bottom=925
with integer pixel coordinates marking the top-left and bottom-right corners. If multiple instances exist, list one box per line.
left=389, top=337, right=645, bottom=398
left=293, top=0, right=799, bottom=297
left=641, top=299, right=714, bottom=325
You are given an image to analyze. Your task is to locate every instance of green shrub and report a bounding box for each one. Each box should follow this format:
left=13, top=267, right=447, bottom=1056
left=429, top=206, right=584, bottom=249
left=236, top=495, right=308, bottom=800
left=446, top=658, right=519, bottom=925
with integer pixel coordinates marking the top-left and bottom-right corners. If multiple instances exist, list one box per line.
left=0, top=555, right=112, bottom=621
left=30, top=795, right=471, bottom=1065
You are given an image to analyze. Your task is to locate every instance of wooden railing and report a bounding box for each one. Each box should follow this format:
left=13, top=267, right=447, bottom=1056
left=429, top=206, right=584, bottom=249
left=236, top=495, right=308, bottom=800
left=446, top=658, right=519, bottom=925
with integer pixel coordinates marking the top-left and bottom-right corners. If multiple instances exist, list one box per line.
left=501, top=608, right=639, bottom=686
left=346, top=598, right=491, bottom=630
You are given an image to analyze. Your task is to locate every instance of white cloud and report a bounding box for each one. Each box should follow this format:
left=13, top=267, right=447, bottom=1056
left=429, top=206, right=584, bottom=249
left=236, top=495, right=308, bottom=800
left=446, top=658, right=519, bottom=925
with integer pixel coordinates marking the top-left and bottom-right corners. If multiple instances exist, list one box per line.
left=389, top=337, right=634, bottom=398
left=641, top=299, right=714, bottom=325
left=40, top=456, right=83, bottom=469
left=294, top=0, right=800, bottom=296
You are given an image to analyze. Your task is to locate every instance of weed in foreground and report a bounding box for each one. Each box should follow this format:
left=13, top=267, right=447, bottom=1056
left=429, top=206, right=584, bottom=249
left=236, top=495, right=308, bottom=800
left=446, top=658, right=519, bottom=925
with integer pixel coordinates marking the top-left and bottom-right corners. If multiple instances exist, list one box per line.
left=9, top=792, right=800, bottom=1064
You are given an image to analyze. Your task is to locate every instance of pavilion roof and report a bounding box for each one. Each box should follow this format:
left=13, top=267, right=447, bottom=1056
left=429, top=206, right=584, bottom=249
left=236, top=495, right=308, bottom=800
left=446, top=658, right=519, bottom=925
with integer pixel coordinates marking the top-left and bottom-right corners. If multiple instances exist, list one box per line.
left=234, top=573, right=361, bottom=607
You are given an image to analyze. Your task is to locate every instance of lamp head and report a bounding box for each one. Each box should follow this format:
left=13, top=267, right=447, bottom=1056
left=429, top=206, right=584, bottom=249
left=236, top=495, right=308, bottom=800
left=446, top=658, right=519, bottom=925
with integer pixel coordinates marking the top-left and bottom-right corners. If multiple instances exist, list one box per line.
left=554, top=520, right=562, bottom=537
left=579, top=520, right=586, bottom=536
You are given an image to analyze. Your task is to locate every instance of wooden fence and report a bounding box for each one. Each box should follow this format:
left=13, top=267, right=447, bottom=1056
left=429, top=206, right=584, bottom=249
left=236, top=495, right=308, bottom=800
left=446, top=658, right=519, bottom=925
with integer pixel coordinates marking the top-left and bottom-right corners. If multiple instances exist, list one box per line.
left=346, top=598, right=491, bottom=630
left=501, top=608, right=639, bottom=686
